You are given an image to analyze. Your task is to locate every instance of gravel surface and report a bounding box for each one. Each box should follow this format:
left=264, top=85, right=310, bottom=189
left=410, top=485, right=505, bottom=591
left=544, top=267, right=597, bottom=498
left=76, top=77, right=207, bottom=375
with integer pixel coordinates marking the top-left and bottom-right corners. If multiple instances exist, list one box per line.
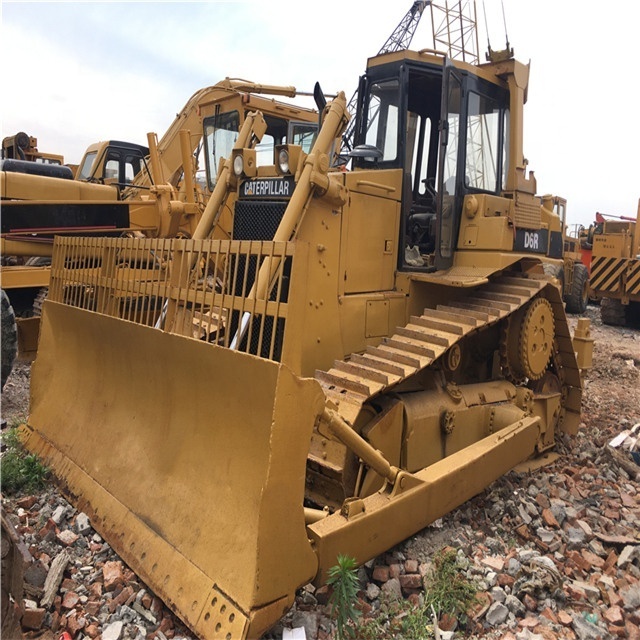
left=1, top=305, right=639, bottom=640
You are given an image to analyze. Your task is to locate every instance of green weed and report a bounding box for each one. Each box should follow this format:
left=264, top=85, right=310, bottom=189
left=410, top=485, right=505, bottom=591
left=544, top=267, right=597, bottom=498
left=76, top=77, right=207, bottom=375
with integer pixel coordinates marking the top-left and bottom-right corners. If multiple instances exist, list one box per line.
left=353, top=548, right=478, bottom=639
left=422, top=548, right=478, bottom=621
left=1, top=426, right=48, bottom=494
left=354, top=596, right=434, bottom=640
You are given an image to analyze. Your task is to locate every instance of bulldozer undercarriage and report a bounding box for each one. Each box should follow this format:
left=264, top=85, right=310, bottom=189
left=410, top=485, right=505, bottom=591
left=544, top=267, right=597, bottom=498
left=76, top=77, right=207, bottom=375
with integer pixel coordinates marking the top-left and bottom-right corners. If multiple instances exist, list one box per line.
left=307, top=273, right=579, bottom=512
left=20, top=235, right=582, bottom=639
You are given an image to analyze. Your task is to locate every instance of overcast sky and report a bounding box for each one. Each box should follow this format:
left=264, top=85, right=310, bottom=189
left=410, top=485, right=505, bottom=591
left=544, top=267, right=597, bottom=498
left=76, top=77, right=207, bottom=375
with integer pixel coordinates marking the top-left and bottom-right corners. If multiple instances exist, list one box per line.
left=2, top=0, right=638, bottom=227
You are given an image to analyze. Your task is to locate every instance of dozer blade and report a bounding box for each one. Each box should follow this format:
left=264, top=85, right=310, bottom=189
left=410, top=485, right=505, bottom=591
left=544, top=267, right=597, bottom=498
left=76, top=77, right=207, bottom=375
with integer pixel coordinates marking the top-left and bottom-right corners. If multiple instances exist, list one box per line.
left=22, top=300, right=325, bottom=639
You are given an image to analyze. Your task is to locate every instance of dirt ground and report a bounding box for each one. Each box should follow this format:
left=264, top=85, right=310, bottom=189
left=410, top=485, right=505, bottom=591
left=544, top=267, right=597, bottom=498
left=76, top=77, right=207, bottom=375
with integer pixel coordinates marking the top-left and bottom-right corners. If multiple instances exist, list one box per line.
left=2, top=359, right=31, bottom=425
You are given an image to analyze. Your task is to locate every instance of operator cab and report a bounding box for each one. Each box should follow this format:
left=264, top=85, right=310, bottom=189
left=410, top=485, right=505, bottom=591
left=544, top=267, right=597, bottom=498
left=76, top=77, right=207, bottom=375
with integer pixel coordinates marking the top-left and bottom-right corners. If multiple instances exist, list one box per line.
left=352, top=52, right=510, bottom=271
left=77, top=141, right=150, bottom=190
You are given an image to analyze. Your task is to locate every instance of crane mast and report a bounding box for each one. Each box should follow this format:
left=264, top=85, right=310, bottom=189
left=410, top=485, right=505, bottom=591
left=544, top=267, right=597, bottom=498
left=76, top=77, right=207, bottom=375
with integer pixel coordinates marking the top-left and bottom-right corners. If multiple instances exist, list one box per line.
left=340, top=1, right=430, bottom=156
left=429, top=0, right=479, bottom=63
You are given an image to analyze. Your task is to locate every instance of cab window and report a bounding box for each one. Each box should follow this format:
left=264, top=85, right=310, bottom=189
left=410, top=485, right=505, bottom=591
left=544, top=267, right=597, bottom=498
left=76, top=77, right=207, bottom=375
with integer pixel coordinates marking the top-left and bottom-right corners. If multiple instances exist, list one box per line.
left=78, top=151, right=97, bottom=180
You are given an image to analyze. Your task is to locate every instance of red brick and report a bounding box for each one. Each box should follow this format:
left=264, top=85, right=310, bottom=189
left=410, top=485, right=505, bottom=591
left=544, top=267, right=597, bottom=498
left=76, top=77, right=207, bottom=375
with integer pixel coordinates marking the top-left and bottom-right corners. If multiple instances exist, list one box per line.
left=62, top=591, right=80, bottom=610
left=497, top=573, right=515, bottom=587
left=625, top=622, right=640, bottom=640
left=37, top=518, right=58, bottom=540
left=60, top=578, right=77, bottom=592
left=65, top=611, right=85, bottom=636
left=558, top=611, right=573, bottom=626
left=407, top=592, right=421, bottom=607
left=103, top=560, right=124, bottom=591
left=21, top=607, right=46, bottom=630
left=481, top=555, right=505, bottom=572
left=108, top=585, right=135, bottom=613
left=607, top=589, right=623, bottom=607
left=399, top=574, right=423, bottom=591
left=565, top=583, right=586, bottom=601
left=540, top=607, right=558, bottom=624
left=372, top=565, right=390, bottom=583
left=85, top=623, right=100, bottom=639
left=604, top=550, right=618, bottom=572
left=389, top=563, right=403, bottom=579
left=542, top=508, right=560, bottom=528
left=50, top=611, right=60, bottom=633
left=404, top=559, right=419, bottom=574
left=17, top=496, right=38, bottom=510
left=523, top=593, right=537, bottom=612
left=355, top=598, right=372, bottom=616
left=603, top=605, right=624, bottom=626
left=159, top=616, right=174, bottom=634
left=519, top=617, right=540, bottom=629
left=438, top=612, right=457, bottom=631
left=535, top=493, right=551, bottom=509
left=84, top=600, right=101, bottom=616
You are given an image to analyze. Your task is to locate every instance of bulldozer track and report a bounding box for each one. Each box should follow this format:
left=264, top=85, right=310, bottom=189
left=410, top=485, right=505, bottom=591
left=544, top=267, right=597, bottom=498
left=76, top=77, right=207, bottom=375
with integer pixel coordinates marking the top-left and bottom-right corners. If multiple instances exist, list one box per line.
left=315, top=273, right=562, bottom=425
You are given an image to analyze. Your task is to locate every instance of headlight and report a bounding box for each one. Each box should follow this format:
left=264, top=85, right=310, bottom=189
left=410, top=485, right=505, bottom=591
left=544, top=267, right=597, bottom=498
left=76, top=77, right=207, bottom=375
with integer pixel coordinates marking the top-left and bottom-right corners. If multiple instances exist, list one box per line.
left=277, top=148, right=290, bottom=174
left=233, top=154, right=244, bottom=177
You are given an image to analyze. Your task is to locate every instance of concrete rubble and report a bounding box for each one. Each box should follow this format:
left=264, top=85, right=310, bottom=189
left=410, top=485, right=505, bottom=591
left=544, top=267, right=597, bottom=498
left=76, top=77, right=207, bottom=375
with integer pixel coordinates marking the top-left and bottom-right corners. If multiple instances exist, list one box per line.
left=3, top=428, right=639, bottom=639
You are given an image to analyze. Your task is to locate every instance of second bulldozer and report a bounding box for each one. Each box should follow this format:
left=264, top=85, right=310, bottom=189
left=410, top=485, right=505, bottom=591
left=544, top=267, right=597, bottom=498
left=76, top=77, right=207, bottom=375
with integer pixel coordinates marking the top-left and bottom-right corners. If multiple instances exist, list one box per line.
left=22, top=45, right=589, bottom=639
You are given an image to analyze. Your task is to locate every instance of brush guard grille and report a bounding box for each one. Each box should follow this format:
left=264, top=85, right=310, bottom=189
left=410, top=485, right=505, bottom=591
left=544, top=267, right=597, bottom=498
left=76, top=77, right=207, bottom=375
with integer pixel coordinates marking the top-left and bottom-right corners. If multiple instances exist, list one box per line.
left=48, top=236, right=300, bottom=362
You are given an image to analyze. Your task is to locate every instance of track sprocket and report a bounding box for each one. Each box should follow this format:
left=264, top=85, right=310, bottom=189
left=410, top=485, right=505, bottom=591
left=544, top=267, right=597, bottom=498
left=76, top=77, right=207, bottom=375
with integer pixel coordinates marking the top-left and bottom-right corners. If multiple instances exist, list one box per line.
left=501, top=297, right=555, bottom=382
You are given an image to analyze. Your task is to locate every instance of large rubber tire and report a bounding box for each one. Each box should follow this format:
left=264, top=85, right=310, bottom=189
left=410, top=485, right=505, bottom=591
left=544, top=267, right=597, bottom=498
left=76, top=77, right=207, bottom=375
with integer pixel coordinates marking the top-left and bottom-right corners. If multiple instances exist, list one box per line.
left=600, top=297, right=627, bottom=327
left=542, top=262, right=564, bottom=297
left=24, top=256, right=52, bottom=267
left=1, top=290, right=18, bottom=391
left=565, top=263, right=589, bottom=314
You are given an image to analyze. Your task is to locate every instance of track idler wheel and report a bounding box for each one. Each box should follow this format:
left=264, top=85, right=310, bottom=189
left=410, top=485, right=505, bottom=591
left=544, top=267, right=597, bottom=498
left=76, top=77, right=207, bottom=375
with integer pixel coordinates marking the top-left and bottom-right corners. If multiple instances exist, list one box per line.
left=503, top=297, right=555, bottom=382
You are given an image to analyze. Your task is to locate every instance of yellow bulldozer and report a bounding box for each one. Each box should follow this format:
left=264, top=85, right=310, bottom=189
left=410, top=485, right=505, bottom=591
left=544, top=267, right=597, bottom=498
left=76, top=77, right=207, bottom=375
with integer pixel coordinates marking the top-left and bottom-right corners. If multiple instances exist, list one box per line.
left=21, top=44, right=592, bottom=639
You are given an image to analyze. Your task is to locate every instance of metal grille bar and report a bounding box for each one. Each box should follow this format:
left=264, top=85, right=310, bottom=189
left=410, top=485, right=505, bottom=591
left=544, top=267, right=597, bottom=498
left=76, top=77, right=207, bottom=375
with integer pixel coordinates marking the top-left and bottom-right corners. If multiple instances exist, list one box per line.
left=48, top=236, right=297, bottom=362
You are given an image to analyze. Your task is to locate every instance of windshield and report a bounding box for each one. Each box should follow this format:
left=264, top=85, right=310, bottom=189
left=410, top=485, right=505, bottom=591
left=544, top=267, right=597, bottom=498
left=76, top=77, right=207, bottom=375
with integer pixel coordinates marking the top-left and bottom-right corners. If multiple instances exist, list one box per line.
left=364, top=79, right=401, bottom=163
left=77, top=151, right=97, bottom=180
left=204, top=112, right=319, bottom=189
left=204, top=111, right=240, bottom=190
left=465, top=91, right=505, bottom=192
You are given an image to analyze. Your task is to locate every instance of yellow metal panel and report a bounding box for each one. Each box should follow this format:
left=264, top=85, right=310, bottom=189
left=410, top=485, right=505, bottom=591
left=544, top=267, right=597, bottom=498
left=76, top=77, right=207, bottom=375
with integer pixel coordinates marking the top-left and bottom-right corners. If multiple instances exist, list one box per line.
left=593, top=234, right=631, bottom=259
left=0, top=266, right=51, bottom=289
left=365, top=299, right=389, bottom=338
left=342, top=192, right=400, bottom=294
left=1, top=171, right=117, bottom=201
left=16, top=317, right=40, bottom=361
left=338, top=292, right=407, bottom=356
